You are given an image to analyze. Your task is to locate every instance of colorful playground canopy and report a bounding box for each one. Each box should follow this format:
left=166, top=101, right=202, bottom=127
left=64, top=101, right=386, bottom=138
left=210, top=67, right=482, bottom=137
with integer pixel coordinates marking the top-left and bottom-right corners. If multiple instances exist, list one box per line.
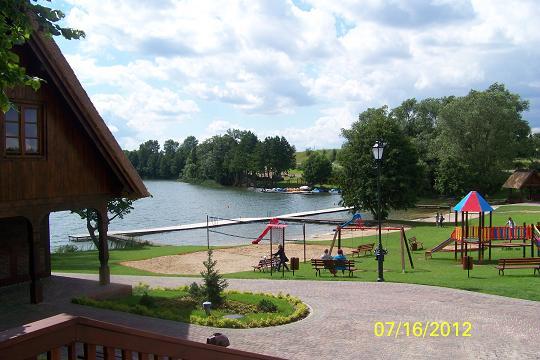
left=453, top=191, right=494, bottom=213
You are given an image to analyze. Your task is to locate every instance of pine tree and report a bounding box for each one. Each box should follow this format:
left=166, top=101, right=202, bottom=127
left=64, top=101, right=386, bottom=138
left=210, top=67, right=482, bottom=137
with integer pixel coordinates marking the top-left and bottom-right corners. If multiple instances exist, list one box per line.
left=201, top=250, right=228, bottom=305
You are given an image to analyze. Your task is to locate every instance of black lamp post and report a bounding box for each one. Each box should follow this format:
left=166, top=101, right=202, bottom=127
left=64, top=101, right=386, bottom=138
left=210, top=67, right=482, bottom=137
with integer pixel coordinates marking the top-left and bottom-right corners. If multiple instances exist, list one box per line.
left=372, top=141, right=384, bottom=282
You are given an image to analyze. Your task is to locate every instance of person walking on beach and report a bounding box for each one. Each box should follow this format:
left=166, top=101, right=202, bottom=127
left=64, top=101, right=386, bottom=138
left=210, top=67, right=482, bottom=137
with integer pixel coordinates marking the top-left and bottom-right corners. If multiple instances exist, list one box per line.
left=435, top=212, right=440, bottom=227
left=273, top=244, right=289, bottom=271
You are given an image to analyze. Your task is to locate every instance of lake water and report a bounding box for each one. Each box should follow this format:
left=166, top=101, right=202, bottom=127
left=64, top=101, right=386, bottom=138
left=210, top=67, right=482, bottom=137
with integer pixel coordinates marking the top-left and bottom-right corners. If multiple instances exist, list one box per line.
left=49, top=180, right=356, bottom=250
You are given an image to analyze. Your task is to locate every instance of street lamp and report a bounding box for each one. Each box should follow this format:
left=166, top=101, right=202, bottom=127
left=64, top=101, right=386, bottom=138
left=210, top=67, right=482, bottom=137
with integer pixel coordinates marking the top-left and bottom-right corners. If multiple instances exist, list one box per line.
left=372, top=141, right=385, bottom=282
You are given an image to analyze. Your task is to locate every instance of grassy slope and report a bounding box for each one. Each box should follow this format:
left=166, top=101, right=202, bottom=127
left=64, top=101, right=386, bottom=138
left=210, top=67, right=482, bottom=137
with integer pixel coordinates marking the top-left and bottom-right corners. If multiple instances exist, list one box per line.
left=295, top=149, right=338, bottom=167
left=224, top=205, right=540, bottom=301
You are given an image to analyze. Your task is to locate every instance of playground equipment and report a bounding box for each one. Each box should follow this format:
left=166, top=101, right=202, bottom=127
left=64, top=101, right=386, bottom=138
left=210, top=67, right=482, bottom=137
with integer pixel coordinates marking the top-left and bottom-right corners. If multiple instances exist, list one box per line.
left=252, top=218, right=280, bottom=244
left=426, top=191, right=539, bottom=263
left=328, top=213, right=414, bottom=272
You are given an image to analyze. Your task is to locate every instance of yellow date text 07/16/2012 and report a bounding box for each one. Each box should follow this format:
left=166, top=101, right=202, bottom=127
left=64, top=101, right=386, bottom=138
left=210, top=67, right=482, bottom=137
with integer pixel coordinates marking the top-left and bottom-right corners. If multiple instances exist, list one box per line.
left=373, top=321, right=472, bottom=338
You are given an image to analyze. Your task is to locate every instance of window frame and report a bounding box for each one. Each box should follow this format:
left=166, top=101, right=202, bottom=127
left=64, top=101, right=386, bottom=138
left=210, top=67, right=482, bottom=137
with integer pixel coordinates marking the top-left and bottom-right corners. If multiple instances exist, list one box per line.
left=2, top=101, right=46, bottom=158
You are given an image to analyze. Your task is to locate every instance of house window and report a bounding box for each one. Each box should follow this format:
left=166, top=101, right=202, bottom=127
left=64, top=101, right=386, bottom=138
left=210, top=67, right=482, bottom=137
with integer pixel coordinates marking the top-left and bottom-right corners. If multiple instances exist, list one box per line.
left=4, top=104, right=43, bottom=156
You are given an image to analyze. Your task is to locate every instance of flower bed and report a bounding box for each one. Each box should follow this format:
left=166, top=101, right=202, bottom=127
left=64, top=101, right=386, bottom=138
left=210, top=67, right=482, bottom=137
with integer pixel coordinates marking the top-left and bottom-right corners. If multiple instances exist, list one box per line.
left=73, top=287, right=309, bottom=328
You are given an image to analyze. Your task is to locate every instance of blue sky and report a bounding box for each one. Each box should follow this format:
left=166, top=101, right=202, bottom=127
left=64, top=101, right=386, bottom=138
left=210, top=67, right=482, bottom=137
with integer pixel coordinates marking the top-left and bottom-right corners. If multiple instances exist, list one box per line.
left=53, top=0, right=540, bottom=150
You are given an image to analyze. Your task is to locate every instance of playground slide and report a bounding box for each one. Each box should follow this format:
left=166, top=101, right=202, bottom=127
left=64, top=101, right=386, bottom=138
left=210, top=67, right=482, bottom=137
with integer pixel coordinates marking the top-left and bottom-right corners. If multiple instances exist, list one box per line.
left=252, top=218, right=280, bottom=244
left=252, top=225, right=271, bottom=244
left=425, top=237, right=455, bottom=258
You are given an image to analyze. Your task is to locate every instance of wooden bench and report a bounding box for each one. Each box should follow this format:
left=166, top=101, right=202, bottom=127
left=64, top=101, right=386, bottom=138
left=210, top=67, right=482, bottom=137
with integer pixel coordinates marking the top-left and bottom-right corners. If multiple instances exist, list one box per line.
left=408, top=237, right=423, bottom=251
left=311, top=259, right=357, bottom=277
left=252, top=258, right=279, bottom=272
left=351, top=243, right=374, bottom=257
left=495, top=257, right=540, bottom=275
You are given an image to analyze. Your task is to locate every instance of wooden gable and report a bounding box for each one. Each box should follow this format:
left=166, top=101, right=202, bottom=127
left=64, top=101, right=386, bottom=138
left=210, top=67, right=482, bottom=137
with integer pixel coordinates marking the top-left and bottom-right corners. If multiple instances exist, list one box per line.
left=0, top=31, right=149, bottom=216
left=502, top=170, right=540, bottom=190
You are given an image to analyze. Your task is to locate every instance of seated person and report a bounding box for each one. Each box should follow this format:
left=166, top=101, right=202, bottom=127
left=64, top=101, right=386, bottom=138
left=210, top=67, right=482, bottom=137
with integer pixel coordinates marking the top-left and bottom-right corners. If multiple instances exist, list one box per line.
left=331, top=249, right=347, bottom=275
left=320, top=249, right=333, bottom=260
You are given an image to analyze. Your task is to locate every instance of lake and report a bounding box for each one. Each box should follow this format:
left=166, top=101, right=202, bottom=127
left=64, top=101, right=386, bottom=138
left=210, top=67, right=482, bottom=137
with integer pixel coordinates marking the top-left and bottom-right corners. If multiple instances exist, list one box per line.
left=49, top=180, right=354, bottom=249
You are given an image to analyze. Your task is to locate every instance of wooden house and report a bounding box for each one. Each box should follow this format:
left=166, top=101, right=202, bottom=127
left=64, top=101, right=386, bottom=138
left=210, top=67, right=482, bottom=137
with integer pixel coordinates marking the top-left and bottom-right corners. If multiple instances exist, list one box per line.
left=502, top=169, right=540, bottom=202
left=0, top=30, right=149, bottom=303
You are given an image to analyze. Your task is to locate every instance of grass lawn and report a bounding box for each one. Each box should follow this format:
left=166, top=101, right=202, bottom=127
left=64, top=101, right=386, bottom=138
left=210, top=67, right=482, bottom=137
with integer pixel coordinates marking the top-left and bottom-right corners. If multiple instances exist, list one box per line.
left=51, top=245, right=210, bottom=276
left=73, top=288, right=308, bottom=328
left=224, top=205, right=540, bottom=301
left=53, top=205, right=540, bottom=301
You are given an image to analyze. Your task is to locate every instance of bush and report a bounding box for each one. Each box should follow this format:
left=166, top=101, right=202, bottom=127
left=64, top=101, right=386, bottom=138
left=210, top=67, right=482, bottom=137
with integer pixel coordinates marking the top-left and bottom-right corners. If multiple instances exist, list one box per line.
left=54, top=244, right=78, bottom=253
left=257, top=299, right=278, bottom=313
left=139, top=294, right=156, bottom=308
left=133, top=282, right=150, bottom=297
left=188, top=282, right=204, bottom=300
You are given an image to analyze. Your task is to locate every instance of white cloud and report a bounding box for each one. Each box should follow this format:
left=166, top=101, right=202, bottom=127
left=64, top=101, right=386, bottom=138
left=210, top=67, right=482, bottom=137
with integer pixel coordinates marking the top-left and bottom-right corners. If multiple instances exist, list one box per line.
left=60, top=0, right=540, bottom=149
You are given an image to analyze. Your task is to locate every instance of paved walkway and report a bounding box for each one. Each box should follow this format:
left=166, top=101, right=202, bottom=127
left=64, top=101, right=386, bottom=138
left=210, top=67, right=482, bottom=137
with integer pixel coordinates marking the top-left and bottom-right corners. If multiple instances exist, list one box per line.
left=1, top=274, right=539, bottom=360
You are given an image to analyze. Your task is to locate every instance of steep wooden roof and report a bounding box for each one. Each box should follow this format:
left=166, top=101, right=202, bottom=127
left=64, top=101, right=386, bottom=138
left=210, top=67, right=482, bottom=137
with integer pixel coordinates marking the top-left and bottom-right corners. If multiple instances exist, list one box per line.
left=26, top=31, right=150, bottom=199
left=502, top=170, right=540, bottom=189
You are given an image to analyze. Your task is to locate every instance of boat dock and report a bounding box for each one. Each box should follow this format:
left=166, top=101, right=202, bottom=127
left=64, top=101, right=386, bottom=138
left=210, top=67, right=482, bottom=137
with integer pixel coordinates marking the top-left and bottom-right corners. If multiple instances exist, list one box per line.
left=68, top=207, right=352, bottom=241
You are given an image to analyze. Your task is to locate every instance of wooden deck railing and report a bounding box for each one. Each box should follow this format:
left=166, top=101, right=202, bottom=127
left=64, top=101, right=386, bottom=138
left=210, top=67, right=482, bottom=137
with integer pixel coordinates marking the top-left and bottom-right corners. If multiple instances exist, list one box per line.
left=0, top=314, right=283, bottom=360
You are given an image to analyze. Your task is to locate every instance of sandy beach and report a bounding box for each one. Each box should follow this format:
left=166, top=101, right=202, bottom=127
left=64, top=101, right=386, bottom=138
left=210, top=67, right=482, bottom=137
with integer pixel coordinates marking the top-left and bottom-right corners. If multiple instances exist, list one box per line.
left=122, top=226, right=408, bottom=275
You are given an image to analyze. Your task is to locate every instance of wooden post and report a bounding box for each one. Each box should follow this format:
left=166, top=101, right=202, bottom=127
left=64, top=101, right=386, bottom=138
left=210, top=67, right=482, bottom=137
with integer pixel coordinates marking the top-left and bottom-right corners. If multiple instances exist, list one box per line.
left=337, top=227, right=341, bottom=250
left=521, top=223, right=527, bottom=257
left=97, top=205, right=110, bottom=285
left=531, top=224, right=535, bottom=257
left=460, top=212, right=465, bottom=260
left=478, top=212, right=482, bottom=264
left=206, top=215, right=210, bottom=250
left=282, top=227, right=285, bottom=278
left=270, top=227, right=273, bottom=276
left=465, top=212, right=469, bottom=238
left=28, top=215, right=44, bottom=304
left=303, top=223, right=306, bottom=263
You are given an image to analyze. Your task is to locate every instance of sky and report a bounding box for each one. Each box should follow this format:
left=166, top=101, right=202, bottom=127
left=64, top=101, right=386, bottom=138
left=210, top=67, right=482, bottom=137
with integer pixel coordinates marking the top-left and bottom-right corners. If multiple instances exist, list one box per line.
left=51, top=0, right=540, bottom=151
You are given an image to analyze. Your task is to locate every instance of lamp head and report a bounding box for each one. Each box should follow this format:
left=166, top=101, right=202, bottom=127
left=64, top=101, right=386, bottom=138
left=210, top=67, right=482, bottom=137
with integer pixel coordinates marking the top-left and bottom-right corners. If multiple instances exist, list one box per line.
left=372, top=141, right=384, bottom=160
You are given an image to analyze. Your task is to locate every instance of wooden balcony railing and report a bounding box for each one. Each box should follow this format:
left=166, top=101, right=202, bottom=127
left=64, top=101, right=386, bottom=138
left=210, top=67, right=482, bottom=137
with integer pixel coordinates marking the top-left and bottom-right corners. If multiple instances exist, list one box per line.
left=0, top=314, right=283, bottom=360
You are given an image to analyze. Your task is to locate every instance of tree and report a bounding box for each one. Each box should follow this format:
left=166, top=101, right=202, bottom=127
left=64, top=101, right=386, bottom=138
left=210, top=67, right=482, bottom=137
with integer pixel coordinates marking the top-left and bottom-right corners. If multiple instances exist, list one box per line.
left=434, top=83, right=530, bottom=195
left=303, top=152, right=332, bottom=186
left=339, top=106, right=420, bottom=219
left=189, top=250, right=228, bottom=306
left=330, top=148, right=338, bottom=163
left=390, top=97, right=447, bottom=194
left=71, top=198, right=135, bottom=249
left=1, top=0, right=85, bottom=111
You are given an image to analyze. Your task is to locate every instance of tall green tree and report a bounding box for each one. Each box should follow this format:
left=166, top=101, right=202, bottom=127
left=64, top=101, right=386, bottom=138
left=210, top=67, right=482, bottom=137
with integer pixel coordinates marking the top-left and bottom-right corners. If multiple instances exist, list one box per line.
left=1, top=0, right=85, bottom=111
left=390, top=97, right=448, bottom=194
left=434, top=83, right=530, bottom=195
left=339, top=106, right=420, bottom=219
left=302, top=152, right=332, bottom=186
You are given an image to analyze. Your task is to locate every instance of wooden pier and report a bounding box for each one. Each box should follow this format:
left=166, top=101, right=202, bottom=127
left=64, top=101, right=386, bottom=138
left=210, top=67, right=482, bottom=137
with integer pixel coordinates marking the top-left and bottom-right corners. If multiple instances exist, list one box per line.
left=68, top=207, right=352, bottom=241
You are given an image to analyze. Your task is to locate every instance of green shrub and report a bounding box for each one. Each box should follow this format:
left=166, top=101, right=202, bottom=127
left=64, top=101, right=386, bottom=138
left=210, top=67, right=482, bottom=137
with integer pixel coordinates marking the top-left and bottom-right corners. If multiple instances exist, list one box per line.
left=188, top=282, right=204, bottom=300
left=72, top=290, right=310, bottom=329
left=54, top=244, right=78, bottom=253
left=133, top=282, right=150, bottom=296
left=200, top=250, right=228, bottom=305
left=139, top=294, right=156, bottom=308
left=257, top=299, right=278, bottom=313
